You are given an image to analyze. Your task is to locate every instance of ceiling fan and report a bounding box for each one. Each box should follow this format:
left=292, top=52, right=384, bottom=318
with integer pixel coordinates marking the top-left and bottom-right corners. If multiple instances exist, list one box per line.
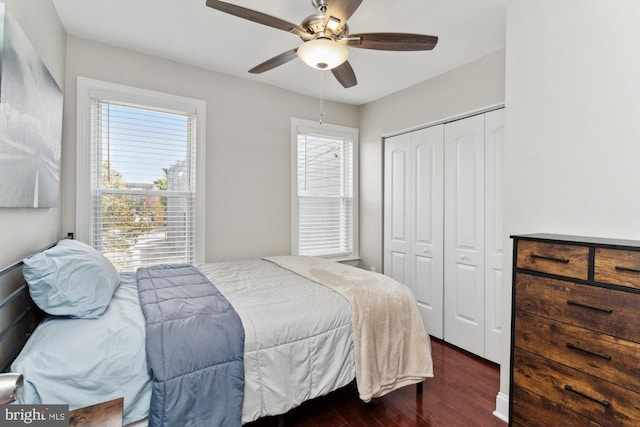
left=205, top=0, right=438, bottom=88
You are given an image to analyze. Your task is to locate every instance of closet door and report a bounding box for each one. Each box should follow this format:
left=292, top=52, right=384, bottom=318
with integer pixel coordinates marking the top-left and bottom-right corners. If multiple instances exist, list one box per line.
left=483, top=109, right=505, bottom=364
left=384, top=134, right=411, bottom=285
left=411, top=126, right=444, bottom=339
left=384, top=127, right=444, bottom=338
left=444, top=114, right=485, bottom=357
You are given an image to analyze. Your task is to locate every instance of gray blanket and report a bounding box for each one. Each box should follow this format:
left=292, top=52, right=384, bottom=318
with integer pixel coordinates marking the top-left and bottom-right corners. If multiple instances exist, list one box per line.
left=137, top=264, right=244, bottom=427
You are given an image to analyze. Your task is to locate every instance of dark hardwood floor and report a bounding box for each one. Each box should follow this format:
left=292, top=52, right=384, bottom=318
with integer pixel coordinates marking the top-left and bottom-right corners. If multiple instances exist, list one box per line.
left=247, top=338, right=507, bottom=427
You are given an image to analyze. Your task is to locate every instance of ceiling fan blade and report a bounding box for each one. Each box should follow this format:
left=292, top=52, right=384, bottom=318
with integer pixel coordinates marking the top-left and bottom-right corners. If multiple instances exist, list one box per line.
left=249, top=49, right=299, bottom=74
left=331, top=61, right=357, bottom=88
left=323, top=0, right=363, bottom=34
left=206, top=0, right=311, bottom=40
left=347, top=33, right=438, bottom=51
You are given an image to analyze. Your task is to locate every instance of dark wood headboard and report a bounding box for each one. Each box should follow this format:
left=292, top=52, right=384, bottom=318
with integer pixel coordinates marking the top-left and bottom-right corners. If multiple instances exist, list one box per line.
left=0, top=233, right=73, bottom=372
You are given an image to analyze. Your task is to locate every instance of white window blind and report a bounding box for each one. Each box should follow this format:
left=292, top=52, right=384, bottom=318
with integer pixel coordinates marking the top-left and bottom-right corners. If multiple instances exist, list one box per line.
left=292, top=119, right=358, bottom=260
left=90, top=100, right=197, bottom=271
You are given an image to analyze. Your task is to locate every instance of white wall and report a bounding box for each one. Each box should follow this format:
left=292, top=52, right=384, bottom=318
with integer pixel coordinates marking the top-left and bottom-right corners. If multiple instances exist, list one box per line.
left=0, top=0, right=66, bottom=267
left=358, top=49, right=506, bottom=272
left=501, top=0, right=640, bottom=414
left=61, top=37, right=359, bottom=262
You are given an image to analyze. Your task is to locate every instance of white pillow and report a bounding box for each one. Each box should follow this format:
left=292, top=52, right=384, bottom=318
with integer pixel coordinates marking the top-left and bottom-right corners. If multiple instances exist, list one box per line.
left=23, top=239, right=120, bottom=318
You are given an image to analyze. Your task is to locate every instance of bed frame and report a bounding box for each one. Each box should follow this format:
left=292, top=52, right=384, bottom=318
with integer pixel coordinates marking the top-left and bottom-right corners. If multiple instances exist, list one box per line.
left=0, top=233, right=72, bottom=372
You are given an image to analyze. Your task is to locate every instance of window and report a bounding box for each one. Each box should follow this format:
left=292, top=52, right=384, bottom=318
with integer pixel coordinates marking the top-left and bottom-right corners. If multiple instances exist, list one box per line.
left=77, top=78, right=205, bottom=271
left=291, top=118, right=359, bottom=260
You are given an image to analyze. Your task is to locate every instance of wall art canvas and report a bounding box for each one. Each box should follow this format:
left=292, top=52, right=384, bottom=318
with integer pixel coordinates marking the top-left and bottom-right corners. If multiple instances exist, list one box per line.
left=0, top=3, right=63, bottom=208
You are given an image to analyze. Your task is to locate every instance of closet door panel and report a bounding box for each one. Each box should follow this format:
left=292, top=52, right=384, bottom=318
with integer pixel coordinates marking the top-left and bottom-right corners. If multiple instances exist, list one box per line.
left=484, top=108, right=505, bottom=364
left=384, top=135, right=411, bottom=286
left=444, top=114, right=485, bottom=357
left=453, top=263, right=482, bottom=322
left=389, top=251, right=408, bottom=286
left=415, top=255, right=438, bottom=332
left=454, top=137, right=483, bottom=255
left=412, top=125, right=444, bottom=339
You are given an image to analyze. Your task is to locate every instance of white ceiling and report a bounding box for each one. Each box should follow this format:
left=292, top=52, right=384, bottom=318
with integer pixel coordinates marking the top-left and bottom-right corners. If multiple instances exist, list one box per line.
left=51, top=0, right=507, bottom=106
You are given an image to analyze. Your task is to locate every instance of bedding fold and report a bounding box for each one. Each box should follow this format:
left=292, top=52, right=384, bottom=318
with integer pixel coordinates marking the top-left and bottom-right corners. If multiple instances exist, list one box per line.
left=137, top=264, right=244, bottom=427
left=264, top=256, right=433, bottom=402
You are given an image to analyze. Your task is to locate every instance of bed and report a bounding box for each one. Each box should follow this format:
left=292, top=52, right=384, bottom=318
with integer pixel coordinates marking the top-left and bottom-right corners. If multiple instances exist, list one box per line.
left=0, top=237, right=433, bottom=426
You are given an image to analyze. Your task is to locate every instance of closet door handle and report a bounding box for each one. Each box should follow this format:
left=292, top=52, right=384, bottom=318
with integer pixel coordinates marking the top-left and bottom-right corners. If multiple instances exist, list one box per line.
left=531, top=253, right=570, bottom=263
left=615, top=265, right=640, bottom=274
left=566, top=300, right=613, bottom=314
left=564, top=385, right=611, bottom=407
left=566, top=342, right=612, bottom=360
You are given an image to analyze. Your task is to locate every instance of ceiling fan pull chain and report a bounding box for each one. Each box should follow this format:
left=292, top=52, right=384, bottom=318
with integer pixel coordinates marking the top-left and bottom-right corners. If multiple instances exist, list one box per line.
left=319, top=69, right=325, bottom=125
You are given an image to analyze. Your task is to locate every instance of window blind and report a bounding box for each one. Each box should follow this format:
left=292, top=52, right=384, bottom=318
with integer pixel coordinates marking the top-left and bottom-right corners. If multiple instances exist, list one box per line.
left=297, top=132, right=354, bottom=258
left=90, top=100, right=197, bottom=271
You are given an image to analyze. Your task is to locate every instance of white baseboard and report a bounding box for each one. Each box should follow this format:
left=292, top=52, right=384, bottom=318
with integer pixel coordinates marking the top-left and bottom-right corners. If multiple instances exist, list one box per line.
left=493, top=392, right=509, bottom=423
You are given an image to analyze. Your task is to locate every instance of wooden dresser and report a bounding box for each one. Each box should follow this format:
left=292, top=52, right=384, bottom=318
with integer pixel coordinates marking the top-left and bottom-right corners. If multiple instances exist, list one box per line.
left=510, top=234, right=640, bottom=426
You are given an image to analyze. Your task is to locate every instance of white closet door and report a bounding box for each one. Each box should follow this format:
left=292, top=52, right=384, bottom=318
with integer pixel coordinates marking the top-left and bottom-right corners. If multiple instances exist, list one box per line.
left=483, top=109, right=505, bottom=364
left=411, top=125, right=444, bottom=339
left=444, top=114, right=485, bottom=357
left=384, top=134, right=411, bottom=286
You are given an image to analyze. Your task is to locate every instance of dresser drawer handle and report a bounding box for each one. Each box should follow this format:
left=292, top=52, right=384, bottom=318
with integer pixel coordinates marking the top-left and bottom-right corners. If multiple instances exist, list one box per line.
left=566, top=342, right=612, bottom=360
left=567, top=300, right=613, bottom=314
left=564, top=385, right=611, bottom=407
left=615, top=265, right=640, bottom=274
left=531, top=253, right=570, bottom=263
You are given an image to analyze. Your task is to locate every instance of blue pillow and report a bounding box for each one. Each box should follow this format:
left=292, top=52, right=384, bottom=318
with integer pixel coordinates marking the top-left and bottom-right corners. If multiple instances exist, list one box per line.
left=23, top=239, right=121, bottom=318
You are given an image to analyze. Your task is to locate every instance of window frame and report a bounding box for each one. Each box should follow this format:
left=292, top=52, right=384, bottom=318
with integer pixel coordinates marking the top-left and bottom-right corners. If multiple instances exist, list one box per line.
left=76, top=77, right=206, bottom=265
left=291, top=117, right=359, bottom=261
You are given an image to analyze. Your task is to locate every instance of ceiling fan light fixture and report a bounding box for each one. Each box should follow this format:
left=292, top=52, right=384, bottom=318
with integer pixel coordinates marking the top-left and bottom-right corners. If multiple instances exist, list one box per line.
left=297, top=38, right=348, bottom=70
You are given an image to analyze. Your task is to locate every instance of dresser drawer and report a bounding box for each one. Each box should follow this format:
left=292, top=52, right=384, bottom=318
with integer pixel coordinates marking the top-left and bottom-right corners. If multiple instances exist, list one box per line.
left=515, top=273, right=640, bottom=343
left=594, top=248, right=640, bottom=290
left=514, top=311, right=640, bottom=392
left=516, top=240, right=589, bottom=280
left=513, top=348, right=640, bottom=426
left=511, top=385, right=601, bottom=427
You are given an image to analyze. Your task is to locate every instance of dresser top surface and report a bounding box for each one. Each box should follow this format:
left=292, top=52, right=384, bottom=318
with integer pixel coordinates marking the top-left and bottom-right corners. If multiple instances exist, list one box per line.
left=511, top=233, right=640, bottom=249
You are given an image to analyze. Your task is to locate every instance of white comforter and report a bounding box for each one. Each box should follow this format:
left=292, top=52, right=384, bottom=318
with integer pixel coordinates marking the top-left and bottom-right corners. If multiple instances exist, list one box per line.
left=197, top=260, right=355, bottom=423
